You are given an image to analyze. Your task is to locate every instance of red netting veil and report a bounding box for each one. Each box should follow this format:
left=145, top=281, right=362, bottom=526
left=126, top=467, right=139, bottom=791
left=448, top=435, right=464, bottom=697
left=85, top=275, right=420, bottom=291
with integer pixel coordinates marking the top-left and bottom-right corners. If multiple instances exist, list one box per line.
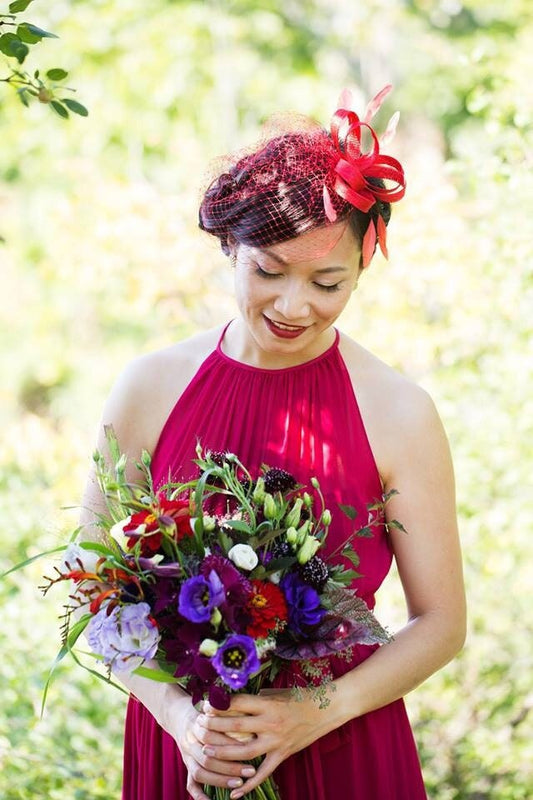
left=199, top=85, right=406, bottom=268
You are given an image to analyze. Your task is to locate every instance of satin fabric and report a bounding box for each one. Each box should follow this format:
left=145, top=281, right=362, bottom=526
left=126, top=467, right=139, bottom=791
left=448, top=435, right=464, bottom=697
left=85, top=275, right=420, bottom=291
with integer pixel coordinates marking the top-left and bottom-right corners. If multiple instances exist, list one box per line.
left=122, top=323, right=427, bottom=799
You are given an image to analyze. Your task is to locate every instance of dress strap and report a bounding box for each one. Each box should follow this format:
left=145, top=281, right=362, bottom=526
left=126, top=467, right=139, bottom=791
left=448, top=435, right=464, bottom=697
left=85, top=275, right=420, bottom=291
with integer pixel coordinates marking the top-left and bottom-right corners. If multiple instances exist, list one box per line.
left=217, top=319, right=233, bottom=348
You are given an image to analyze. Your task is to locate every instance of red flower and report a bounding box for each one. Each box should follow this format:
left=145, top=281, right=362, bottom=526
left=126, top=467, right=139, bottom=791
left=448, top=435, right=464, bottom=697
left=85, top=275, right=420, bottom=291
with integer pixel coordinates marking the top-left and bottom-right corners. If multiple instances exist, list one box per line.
left=246, top=580, right=288, bottom=639
left=124, top=494, right=192, bottom=556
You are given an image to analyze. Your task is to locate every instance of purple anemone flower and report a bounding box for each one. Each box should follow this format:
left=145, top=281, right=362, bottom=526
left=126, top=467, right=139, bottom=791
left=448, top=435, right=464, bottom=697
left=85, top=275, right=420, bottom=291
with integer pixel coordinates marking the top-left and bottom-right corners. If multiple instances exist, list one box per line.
left=280, top=573, right=326, bottom=636
left=178, top=570, right=224, bottom=623
left=211, top=634, right=260, bottom=690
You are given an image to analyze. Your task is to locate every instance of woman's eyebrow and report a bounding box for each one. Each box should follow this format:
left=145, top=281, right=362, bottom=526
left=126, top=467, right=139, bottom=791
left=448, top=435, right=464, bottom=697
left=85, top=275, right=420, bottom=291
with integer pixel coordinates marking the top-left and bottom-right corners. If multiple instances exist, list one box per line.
left=261, top=249, right=349, bottom=274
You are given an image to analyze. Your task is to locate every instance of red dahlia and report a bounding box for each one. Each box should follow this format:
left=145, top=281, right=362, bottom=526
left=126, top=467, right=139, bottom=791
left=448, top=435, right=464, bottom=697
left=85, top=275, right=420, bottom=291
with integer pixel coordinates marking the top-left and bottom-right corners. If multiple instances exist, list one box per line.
left=246, top=580, right=288, bottom=639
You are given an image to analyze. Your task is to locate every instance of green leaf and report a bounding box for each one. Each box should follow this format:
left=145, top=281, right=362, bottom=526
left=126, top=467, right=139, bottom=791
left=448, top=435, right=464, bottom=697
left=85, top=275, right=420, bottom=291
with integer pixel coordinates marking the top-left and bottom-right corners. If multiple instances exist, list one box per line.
left=221, top=519, right=251, bottom=534
left=25, top=23, right=58, bottom=39
left=9, top=0, right=35, bottom=13
left=0, top=544, right=66, bottom=579
left=62, top=98, right=89, bottom=117
left=338, top=503, right=358, bottom=520
left=355, top=526, right=374, bottom=538
left=0, top=32, right=20, bottom=55
left=50, top=100, right=69, bottom=118
left=17, top=87, right=29, bottom=106
left=46, top=67, right=68, bottom=81
left=132, top=665, right=180, bottom=683
left=387, top=519, right=408, bottom=534
left=341, top=546, right=360, bottom=567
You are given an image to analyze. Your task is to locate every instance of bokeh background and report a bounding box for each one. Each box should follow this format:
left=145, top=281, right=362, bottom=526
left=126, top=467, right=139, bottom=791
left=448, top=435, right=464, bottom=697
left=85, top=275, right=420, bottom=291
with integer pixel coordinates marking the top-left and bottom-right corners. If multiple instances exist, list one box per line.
left=1, top=1, right=532, bottom=798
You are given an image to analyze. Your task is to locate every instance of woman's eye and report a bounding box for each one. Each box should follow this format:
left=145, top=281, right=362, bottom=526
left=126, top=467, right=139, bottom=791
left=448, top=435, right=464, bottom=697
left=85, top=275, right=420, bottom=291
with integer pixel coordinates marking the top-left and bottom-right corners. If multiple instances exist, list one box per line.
left=314, top=282, right=341, bottom=293
left=255, top=266, right=280, bottom=279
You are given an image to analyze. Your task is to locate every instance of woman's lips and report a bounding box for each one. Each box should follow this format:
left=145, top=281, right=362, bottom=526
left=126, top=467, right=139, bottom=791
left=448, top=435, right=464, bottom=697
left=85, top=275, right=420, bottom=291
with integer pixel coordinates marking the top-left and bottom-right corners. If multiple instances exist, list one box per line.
left=263, top=315, right=308, bottom=339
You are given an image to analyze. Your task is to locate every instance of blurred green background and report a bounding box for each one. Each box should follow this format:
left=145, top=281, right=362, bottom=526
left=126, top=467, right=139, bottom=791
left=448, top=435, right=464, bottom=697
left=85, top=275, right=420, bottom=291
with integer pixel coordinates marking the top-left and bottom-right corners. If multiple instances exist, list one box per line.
left=1, top=1, right=532, bottom=798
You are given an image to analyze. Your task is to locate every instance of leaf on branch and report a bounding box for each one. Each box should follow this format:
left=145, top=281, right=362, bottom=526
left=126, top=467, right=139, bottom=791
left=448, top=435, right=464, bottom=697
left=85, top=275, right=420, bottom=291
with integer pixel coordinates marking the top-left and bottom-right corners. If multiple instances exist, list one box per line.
left=338, top=503, right=358, bottom=520
left=46, top=67, right=68, bottom=81
left=9, top=0, right=35, bottom=13
left=50, top=99, right=69, bottom=118
left=0, top=32, right=29, bottom=63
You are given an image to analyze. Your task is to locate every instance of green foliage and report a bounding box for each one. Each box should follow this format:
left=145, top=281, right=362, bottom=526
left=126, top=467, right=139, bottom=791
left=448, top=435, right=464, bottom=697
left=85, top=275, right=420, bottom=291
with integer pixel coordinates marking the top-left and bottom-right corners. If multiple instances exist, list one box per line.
left=1, top=0, right=531, bottom=797
left=0, top=0, right=87, bottom=117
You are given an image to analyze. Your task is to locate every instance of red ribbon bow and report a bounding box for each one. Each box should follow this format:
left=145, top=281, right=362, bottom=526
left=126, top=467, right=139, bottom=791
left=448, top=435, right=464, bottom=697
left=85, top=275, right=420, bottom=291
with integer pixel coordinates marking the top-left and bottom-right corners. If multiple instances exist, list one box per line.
left=323, top=86, right=406, bottom=268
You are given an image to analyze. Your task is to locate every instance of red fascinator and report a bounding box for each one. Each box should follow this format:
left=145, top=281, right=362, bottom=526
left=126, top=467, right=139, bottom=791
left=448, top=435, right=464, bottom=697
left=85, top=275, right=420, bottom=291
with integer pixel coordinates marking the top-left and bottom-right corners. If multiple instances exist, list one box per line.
left=323, top=85, right=406, bottom=267
left=199, top=85, right=406, bottom=267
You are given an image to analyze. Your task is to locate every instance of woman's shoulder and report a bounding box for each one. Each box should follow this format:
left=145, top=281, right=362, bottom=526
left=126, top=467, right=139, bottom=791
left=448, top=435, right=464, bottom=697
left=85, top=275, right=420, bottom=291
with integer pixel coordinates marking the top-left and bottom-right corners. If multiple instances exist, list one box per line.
left=338, top=331, right=442, bottom=482
left=101, top=324, right=225, bottom=455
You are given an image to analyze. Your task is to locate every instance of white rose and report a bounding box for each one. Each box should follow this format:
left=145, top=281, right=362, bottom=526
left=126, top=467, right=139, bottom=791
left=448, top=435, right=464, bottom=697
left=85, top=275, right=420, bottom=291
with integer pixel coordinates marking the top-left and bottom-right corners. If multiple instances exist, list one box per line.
left=228, top=543, right=258, bottom=571
left=61, top=542, right=101, bottom=574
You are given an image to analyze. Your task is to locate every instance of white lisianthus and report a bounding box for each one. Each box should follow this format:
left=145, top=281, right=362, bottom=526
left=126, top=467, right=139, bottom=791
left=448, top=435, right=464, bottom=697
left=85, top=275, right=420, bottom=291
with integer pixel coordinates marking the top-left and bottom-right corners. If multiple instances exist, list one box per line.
left=110, top=516, right=132, bottom=539
left=268, top=571, right=282, bottom=584
left=61, top=542, right=101, bottom=574
left=228, top=543, right=259, bottom=571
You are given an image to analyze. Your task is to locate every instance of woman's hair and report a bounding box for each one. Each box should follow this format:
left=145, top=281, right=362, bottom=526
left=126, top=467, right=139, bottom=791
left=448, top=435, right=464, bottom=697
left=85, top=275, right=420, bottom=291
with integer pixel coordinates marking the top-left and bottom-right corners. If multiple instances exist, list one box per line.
left=198, top=129, right=391, bottom=258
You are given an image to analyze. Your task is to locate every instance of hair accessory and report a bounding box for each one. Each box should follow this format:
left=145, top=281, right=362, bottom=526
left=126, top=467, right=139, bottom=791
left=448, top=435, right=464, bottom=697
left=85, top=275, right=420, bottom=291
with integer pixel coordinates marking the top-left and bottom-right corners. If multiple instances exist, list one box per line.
left=323, top=85, right=406, bottom=267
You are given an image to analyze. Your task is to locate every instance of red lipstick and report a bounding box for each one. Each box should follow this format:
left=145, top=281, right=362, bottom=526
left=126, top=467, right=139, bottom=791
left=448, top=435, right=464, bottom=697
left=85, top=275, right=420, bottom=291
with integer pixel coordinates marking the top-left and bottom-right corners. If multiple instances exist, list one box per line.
left=263, top=315, right=308, bottom=339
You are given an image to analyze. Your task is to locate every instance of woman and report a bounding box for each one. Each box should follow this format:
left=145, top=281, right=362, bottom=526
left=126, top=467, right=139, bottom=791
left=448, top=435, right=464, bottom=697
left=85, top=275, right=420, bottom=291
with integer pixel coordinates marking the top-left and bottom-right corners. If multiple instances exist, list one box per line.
left=80, top=87, right=466, bottom=800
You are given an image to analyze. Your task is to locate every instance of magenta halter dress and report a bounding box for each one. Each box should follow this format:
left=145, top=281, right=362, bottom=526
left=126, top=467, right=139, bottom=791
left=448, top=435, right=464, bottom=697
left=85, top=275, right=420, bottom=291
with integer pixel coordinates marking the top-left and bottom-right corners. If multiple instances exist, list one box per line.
left=122, top=323, right=427, bottom=800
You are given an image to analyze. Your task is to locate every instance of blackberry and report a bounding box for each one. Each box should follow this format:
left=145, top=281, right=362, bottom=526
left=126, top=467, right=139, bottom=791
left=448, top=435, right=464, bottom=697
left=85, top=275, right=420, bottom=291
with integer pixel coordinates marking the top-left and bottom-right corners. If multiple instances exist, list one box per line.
left=271, top=540, right=293, bottom=559
left=208, top=450, right=227, bottom=467
left=299, top=556, right=329, bottom=591
left=264, top=468, right=297, bottom=494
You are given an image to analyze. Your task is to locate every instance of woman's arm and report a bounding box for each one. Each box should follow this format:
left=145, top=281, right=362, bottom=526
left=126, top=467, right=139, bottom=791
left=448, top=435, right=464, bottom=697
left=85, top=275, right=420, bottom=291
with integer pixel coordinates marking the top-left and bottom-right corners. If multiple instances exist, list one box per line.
left=193, top=386, right=466, bottom=799
left=77, top=356, right=256, bottom=800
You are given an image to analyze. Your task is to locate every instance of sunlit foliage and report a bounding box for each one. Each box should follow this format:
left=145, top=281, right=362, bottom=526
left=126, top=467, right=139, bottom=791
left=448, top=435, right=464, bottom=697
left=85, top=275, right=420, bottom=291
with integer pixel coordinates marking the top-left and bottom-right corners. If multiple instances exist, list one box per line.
left=1, top=1, right=531, bottom=797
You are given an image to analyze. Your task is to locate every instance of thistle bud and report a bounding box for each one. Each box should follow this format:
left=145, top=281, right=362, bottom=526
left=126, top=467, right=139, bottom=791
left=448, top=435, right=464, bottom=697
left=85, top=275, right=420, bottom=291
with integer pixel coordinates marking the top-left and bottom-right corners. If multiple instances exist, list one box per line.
left=252, top=477, right=266, bottom=504
left=199, top=638, right=219, bottom=657
left=297, top=536, right=321, bottom=565
left=321, top=509, right=332, bottom=526
left=284, top=498, right=303, bottom=529
left=263, top=493, right=278, bottom=520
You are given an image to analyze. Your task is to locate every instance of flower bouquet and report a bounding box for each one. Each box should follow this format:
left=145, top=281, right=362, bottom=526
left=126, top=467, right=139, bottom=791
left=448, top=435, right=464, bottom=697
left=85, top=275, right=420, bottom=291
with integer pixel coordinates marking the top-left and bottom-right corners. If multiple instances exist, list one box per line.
left=40, top=426, right=397, bottom=800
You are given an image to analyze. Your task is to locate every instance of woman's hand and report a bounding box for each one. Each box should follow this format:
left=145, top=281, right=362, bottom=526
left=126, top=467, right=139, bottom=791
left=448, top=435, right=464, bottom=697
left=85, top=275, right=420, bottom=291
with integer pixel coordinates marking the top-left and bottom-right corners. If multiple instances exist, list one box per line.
left=196, top=688, right=339, bottom=799
left=168, top=695, right=258, bottom=800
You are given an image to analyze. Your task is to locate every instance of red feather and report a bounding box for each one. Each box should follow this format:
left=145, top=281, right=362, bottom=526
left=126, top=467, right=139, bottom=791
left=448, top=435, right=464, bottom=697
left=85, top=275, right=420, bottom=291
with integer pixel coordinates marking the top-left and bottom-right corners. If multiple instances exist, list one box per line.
left=377, top=214, right=389, bottom=259
left=362, top=219, right=377, bottom=268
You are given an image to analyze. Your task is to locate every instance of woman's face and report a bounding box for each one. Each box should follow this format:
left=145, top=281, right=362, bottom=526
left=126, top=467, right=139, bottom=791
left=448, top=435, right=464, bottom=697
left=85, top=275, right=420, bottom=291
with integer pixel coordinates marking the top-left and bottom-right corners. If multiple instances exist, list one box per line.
left=232, top=222, right=361, bottom=361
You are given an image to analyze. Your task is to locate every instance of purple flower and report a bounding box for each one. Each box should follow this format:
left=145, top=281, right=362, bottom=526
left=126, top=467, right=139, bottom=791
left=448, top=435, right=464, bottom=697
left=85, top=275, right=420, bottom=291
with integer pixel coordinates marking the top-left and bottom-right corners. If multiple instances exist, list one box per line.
left=212, top=634, right=260, bottom=690
left=178, top=571, right=224, bottom=623
left=87, top=602, right=160, bottom=673
left=200, top=555, right=252, bottom=632
left=280, top=573, right=326, bottom=636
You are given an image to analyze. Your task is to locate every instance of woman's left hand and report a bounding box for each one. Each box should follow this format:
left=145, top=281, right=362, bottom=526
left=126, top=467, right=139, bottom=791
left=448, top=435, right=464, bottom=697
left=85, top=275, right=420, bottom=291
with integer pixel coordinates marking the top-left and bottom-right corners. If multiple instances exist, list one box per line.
left=195, top=688, right=339, bottom=798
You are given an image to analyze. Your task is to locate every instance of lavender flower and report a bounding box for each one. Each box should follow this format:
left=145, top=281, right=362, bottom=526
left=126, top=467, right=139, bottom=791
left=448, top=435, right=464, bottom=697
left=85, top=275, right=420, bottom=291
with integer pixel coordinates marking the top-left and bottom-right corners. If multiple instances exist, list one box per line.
left=212, top=634, right=260, bottom=690
left=280, top=573, right=326, bottom=636
left=178, top=571, right=224, bottom=623
left=87, top=602, right=160, bottom=673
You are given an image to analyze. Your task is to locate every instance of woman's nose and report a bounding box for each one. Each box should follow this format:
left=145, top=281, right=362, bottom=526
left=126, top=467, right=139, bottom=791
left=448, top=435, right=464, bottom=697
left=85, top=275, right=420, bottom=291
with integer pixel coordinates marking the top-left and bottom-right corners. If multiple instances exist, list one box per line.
left=272, top=283, right=311, bottom=320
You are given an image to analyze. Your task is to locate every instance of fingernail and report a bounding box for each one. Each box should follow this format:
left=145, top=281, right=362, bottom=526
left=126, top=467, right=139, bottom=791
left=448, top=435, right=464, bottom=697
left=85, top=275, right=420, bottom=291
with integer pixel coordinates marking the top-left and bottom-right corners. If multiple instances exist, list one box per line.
left=203, top=746, right=216, bottom=757
left=241, top=766, right=256, bottom=777
left=228, top=778, right=243, bottom=788
left=230, top=792, right=244, bottom=800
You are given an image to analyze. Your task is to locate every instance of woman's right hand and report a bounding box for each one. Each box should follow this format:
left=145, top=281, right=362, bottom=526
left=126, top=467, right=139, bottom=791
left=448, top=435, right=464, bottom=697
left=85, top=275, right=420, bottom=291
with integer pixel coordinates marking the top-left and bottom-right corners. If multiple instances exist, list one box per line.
left=169, top=695, right=257, bottom=800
